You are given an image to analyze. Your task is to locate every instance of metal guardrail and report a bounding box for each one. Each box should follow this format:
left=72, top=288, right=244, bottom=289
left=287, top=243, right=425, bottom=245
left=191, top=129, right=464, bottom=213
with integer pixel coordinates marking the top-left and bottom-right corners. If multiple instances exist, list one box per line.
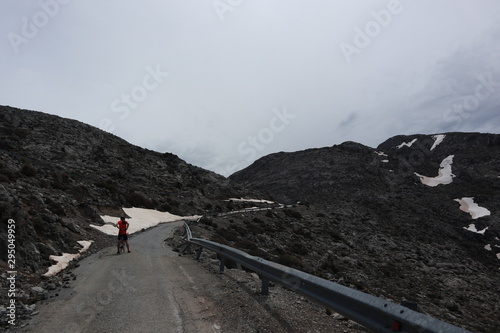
left=181, top=223, right=470, bottom=333
left=205, top=204, right=285, bottom=218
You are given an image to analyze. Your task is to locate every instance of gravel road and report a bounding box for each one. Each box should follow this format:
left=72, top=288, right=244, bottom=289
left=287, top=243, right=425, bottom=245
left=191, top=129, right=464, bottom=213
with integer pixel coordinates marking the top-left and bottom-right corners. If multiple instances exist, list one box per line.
left=14, top=221, right=362, bottom=333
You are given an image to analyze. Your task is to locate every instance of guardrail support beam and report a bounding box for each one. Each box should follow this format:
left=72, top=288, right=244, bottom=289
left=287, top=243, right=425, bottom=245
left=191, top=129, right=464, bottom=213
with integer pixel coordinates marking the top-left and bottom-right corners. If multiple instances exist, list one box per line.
left=261, top=277, right=269, bottom=295
left=219, top=256, right=225, bottom=273
left=195, top=247, right=203, bottom=260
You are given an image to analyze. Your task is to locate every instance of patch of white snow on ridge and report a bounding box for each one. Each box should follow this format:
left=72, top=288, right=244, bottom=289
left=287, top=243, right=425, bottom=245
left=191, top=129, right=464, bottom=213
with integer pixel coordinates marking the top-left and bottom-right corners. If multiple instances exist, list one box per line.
left=93, top=207, right=200, bottom=236
left=43, top=240, right=94, bottom=277
left=463, top=224, right=488, bottom=235
left=430, top=134, right=446, bottom=150
left=397, top=138, right=417, bottom=149
left=484, top=244, right=500, bottom=262
left=227, top=198, right=275, bottom=204
left=414, top=155, right=455, bottom=186
left=375, top=151, right=389, bottom=162
left=454, top=197, right=491, bottom=219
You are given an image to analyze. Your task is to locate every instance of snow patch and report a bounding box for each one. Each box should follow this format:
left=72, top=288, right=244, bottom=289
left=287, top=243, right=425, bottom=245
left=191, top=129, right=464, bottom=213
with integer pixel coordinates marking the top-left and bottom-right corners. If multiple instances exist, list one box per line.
left=93, top=207, right=200, bottom=236
left=43, top=240, right=94, bottom=277
left=414, top=155, right=455, bottom=186
left=430, top=134, right=446, bottom=150
left=227, top=198, right=275, bottom=204
left=397, top=138, right=417, bottom=149
left=44, top=253, right=80, bottom=277
left=77, top=240, right=93, bottom=252
left=464, top=224, right=488, bottom=234
left=484, top=244, right=500, bottom=261
left=454, top=197, right=491, bottom=219
left=375, top=152, right=389, bottom=162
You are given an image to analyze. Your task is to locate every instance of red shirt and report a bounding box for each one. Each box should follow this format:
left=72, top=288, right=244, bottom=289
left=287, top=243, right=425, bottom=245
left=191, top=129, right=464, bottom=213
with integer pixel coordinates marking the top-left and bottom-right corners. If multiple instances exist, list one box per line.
left=117, top=220, right=128, bottom=235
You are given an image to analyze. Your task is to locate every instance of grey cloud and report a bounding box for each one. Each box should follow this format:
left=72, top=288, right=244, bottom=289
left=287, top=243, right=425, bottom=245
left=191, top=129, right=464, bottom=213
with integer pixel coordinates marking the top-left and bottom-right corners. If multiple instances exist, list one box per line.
left=1, top=1, right=499, bottom=175
left=337, top=112, right=358, bottom=128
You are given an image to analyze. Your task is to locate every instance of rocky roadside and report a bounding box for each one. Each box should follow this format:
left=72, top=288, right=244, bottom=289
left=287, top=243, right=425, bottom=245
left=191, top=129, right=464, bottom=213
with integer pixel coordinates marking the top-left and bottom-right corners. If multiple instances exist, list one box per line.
left=169, top=228, right=367, bottom=332
left=174, top=205, right=498, bottom=333
left=1, top=264, right=77, bottom=330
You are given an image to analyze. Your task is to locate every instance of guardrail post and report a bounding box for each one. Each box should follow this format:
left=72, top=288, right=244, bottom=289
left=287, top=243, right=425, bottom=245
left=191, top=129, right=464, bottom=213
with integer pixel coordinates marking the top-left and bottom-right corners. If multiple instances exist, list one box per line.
left=261, top=277, right=269, bottom=295
left=195, top=247, right=203, bottom=260
left=219, top=256, right=225, bottom=273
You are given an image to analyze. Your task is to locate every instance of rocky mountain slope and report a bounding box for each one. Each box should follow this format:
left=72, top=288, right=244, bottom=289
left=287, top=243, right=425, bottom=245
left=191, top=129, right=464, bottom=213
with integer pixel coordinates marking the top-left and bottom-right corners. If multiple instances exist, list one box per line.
left=1, top=105, right=499, bottom=332
left=0, top=106, right=250, bottom=327
left=223, top=133, right=500, bottom=332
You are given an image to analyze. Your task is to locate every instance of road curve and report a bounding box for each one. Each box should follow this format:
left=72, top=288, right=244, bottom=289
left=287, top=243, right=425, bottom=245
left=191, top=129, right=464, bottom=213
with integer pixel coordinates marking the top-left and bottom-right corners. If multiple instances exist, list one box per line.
left=17, top=221, right=223, bottom=333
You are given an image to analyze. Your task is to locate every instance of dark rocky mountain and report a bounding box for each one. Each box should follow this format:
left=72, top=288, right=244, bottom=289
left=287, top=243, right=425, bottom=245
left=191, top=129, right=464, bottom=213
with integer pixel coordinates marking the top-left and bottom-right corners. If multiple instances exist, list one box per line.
left=223, top=133, right=500, bottom=332
left=1, top=105, right=499, bottom=332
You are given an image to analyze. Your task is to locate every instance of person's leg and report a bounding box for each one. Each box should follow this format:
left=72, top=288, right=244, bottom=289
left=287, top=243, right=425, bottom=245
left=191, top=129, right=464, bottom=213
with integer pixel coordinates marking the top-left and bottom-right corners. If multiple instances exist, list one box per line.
left=117, top=235, right=121, bottom=253
left=124, top=235, right=130, bottom=252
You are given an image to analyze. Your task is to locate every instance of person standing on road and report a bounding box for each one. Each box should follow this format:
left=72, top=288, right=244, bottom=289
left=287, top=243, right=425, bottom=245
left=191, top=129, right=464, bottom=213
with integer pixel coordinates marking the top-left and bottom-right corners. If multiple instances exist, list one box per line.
left=116, top=216, right=131, bottom=254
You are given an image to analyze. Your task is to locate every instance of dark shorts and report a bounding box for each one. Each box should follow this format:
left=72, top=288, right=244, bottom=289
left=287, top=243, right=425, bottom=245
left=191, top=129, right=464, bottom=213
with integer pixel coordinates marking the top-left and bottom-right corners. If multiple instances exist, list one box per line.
left=118, top=234, right=128, bottom=241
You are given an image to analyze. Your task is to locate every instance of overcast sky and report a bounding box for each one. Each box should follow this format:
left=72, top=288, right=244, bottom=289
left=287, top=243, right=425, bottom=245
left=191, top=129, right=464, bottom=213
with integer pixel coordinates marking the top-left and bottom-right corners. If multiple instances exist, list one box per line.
left=1, top=0, right=499, bottom=176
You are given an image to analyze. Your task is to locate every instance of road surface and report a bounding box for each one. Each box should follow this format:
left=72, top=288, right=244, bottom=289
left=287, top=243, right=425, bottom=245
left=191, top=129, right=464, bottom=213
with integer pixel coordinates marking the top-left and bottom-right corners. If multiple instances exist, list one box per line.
left=18, top=221, right=225, bottom=333
left=15, top=221, right=359, bottom=333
